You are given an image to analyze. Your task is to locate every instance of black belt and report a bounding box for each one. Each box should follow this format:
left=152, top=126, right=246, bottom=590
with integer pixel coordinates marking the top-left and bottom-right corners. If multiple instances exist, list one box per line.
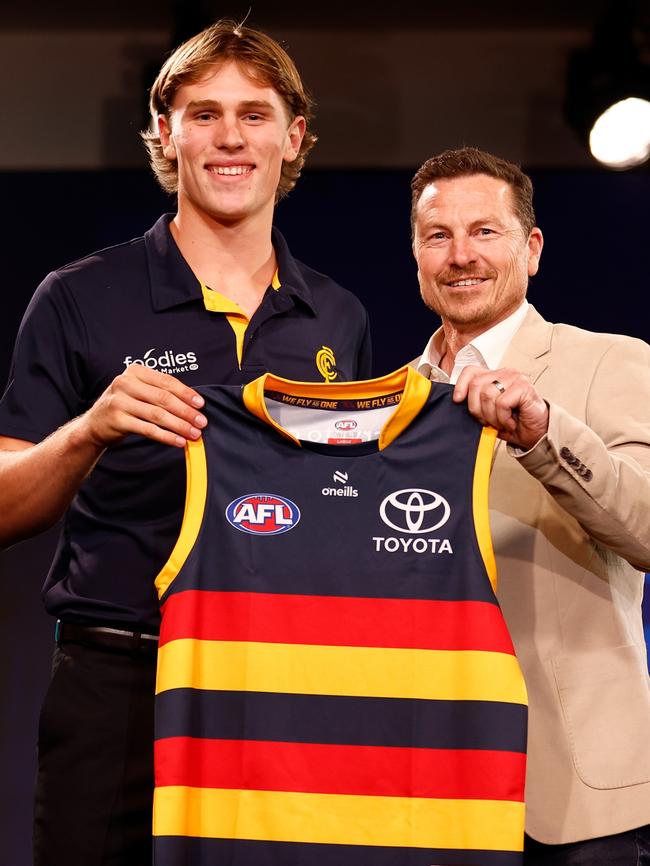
left=55, top=620, right=159, bottom=655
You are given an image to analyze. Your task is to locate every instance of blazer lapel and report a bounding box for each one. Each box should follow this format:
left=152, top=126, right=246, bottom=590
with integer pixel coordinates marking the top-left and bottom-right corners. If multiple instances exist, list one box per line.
left=491, top=305, right=553, bottom=459
left=500, top=304, right=552, bottom=385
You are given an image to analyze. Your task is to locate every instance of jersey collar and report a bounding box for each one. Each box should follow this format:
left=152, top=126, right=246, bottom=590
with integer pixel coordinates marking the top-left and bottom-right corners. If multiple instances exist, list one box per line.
left=242, top=365, right=432, bottom=451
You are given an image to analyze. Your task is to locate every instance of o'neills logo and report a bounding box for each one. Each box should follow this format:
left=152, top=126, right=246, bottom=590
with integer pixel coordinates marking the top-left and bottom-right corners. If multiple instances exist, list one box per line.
left=123, top=348, right=199, bottom=374
left=322, top=469, right=359, bottom=498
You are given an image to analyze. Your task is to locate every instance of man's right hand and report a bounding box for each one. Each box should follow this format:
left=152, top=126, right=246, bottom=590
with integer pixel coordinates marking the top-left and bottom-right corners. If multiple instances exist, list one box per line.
left=80, top=364, right=207, bottom=449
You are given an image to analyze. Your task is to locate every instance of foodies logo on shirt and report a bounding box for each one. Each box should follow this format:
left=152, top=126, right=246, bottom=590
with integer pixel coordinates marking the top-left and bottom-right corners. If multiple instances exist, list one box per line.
left=123, top=347, right=199, bottom=374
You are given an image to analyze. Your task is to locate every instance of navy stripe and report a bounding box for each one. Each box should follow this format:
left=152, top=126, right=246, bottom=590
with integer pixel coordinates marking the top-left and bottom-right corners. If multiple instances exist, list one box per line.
left=154, top=837, right=523, bottom=866
left=165, top=568, right=498, bottom=602
left=155, top=690, right=527, bottom=753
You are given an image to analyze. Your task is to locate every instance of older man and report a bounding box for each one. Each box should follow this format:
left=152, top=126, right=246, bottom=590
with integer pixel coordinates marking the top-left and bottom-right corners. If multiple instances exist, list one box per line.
left=411, top=146, right=650, bottom=864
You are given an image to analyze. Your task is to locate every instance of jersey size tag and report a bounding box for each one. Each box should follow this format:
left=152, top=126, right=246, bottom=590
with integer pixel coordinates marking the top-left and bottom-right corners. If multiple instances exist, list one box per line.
left=265, top=393, right=403, bottom=446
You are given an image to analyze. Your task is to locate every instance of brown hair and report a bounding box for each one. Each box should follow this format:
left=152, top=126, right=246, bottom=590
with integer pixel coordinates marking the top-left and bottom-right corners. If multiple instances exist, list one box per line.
left=410, top=146, right=536, bottom=236
left=141, top=19, right=316, bottom=201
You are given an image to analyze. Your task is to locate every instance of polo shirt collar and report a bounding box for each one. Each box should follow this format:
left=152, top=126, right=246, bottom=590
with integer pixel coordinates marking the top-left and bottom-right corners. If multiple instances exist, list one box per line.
left=269, top=226, right=316, bottom=314
left=144, top=213, right=316, bottom=315
left=145, top=214, right=201, bottom=311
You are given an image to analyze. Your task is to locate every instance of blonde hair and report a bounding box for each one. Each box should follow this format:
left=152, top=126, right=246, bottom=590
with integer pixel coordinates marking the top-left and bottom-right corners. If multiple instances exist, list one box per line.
left=141, top=19, right=316, bottom=201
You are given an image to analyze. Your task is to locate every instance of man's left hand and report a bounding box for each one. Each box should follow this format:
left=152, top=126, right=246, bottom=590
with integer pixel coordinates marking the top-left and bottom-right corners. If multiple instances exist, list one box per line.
left=453, top=365, right=549, bottom=450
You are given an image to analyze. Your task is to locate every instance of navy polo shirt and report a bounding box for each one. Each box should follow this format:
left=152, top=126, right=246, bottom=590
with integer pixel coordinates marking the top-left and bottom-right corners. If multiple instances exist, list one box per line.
left=0, top=214, right=371, bottom=630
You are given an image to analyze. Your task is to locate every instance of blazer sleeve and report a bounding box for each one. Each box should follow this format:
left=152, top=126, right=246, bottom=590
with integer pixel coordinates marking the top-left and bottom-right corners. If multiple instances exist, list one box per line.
left=512, top=335, right=650, bottom=571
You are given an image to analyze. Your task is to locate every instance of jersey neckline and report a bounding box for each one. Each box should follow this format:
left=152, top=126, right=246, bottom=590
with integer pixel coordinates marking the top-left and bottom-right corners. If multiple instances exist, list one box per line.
left=242, top=366, right=433, bottom=451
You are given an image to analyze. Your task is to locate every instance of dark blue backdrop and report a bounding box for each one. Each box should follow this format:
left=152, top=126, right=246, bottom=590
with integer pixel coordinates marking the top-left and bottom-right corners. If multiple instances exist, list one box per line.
left=1, top=167, right=649, bottom=866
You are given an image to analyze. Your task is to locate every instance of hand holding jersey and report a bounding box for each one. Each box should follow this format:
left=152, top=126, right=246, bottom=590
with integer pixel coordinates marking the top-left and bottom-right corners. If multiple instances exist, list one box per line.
left=0, top=364, right=207, bottom=546
left=453, top=364, right=549, bottom=451
left=81, top=363, right=207, bottom=450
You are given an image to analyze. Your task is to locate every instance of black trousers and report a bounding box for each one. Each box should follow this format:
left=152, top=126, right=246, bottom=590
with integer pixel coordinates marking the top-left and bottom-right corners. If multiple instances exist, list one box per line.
left=524, top=825, right=650, bottom=865
left=33, top=638, right=156, bottom=866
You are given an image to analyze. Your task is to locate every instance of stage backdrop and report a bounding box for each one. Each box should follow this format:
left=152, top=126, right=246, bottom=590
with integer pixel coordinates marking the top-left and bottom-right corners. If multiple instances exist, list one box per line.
left=1, top=167, right=649, bottom=866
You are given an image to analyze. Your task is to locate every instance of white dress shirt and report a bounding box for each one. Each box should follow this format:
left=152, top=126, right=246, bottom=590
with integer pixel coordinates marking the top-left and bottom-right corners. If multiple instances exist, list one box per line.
left=416, top=301, right=529, bottom=385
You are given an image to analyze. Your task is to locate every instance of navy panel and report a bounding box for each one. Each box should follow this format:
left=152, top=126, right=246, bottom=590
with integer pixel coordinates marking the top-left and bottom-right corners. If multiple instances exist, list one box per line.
left=154, top=837, right=523, bottom=866
left=164, top=567, right=499, bottom=603
left=163, top=384, right=499, bottom=605
left=155, top=690, right=527, bottom=754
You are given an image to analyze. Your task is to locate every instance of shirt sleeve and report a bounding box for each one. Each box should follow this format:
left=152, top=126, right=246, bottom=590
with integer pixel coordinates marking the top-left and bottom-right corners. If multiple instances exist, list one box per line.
left=512, top=335, right=650, bottom=571
left=0, top=271, right=90, bottom=443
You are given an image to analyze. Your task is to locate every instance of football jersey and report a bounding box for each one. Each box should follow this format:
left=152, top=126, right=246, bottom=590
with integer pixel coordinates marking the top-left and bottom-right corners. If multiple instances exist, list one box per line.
left=153, top=365, right=528, bottom=866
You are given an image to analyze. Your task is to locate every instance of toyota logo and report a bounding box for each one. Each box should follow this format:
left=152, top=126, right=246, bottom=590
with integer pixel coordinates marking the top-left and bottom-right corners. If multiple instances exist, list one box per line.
left=379, top=488, right=451, bottom=534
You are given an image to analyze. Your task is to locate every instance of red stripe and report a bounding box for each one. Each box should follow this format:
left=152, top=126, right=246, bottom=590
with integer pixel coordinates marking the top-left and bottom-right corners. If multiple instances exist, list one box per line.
left=159, top=590, right=514, bottom=653
left=155, top=737, right=526, bottom=802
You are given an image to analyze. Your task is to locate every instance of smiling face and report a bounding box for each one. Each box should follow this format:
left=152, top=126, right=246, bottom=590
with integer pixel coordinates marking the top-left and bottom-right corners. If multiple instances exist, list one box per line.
left=413, top=174, right=543, bottom=337
left=158, top=60, right=305, bottom=227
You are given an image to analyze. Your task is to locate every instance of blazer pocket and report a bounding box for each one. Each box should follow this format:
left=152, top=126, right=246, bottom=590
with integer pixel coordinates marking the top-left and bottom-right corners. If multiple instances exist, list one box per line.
left=552, top=645, right=650, bottom=788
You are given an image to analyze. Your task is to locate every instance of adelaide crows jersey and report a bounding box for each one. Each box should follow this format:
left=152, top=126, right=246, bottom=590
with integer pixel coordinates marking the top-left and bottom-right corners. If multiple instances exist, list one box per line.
left=153, top=366, right=528, bottom=866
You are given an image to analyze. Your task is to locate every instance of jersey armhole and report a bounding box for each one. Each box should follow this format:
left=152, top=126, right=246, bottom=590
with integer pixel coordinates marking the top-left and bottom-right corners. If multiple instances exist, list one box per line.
left=154, top=437, right=208, bottom=600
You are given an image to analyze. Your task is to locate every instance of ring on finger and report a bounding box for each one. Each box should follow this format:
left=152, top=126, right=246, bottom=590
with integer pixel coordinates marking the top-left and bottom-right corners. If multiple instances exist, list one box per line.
left=492, top=379, right=506, bottom=394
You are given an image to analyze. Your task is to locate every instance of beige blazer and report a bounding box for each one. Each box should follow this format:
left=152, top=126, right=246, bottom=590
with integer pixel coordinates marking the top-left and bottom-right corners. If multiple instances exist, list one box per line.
left=415, top=304, right=650, bottom=843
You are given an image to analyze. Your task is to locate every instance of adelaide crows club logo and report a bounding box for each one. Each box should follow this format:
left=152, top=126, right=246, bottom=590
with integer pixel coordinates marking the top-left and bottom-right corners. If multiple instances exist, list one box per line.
left=225, top=494, right=301, bottom=535
left=316, top=345, right=338, bottom=382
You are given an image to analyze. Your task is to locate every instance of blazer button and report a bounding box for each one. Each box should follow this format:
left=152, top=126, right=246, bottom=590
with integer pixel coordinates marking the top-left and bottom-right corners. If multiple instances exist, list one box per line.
left=560, top=447, right=573, bottom=461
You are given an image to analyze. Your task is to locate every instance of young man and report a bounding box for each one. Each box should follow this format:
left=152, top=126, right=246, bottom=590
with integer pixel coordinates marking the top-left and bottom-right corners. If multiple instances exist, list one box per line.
left=410, top=146, right=650, bottom=864
left=0, top=20, right=370, bottom=866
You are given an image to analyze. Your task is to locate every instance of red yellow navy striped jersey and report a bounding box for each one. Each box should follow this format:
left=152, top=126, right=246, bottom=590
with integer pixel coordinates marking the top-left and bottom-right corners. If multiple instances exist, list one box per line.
left=153, top=366, right=528, bottom=866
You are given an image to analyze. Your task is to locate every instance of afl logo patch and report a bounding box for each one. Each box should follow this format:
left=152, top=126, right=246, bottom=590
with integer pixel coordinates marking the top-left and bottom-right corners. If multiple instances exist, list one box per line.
left=225, top=494, right=301, bottom=535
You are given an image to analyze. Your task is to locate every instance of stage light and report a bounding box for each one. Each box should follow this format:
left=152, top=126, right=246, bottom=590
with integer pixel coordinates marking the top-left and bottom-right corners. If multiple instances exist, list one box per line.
left=564, top=2, right=650, bottom=169
left=589, top=97, right=650, bottom=168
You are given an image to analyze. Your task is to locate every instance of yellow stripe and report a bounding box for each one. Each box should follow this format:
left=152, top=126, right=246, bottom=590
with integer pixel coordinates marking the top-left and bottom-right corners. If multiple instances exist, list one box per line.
left=379, top=366, right=430, bottom=449
left=225, top=315, right=248, bottom=366
left=156, top=639, right=527, bottom=704
left=199, top=268, right=277, bottom=363
left=246, top=365, right=414, bottom=402
left=200, top=283, right=249, bottom=366
left=473, top=426, right=498, bottom=593
left=153, top=786, right=524, bottom=851
left=154, top=438, right=207, bottom=599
